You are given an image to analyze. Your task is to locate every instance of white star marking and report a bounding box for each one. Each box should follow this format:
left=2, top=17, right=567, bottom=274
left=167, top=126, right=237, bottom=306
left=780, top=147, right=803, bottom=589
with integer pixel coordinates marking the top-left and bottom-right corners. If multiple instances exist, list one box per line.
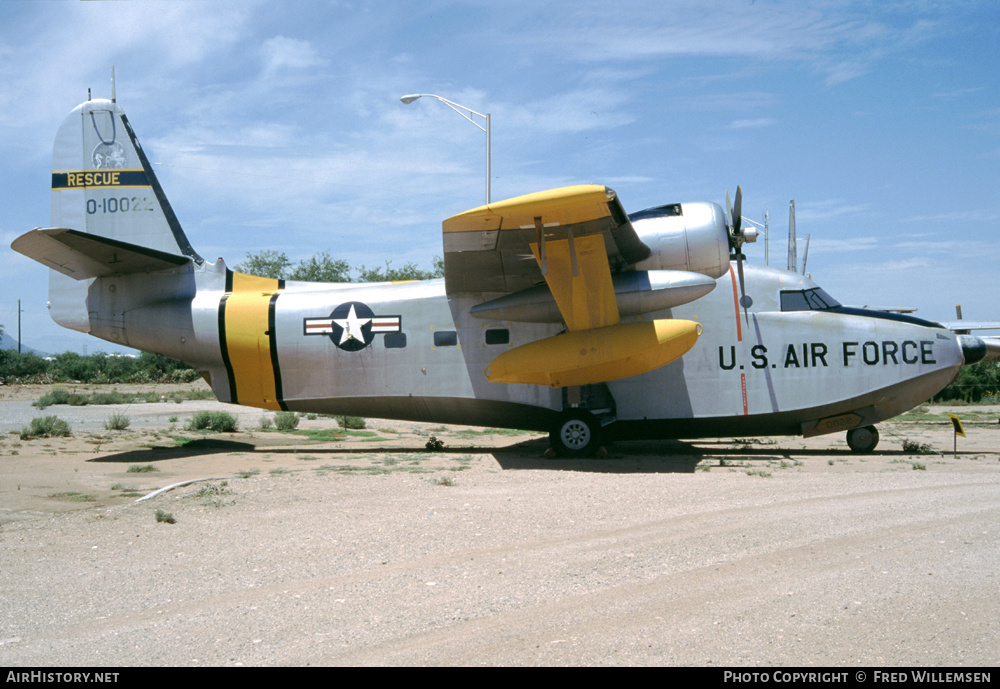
left=332, top=304, right=372, bottom=345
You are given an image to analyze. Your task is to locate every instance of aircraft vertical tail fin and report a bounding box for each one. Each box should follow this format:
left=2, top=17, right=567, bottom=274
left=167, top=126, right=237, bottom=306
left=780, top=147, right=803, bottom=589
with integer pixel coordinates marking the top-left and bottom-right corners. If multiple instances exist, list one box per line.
left=50, top=98, right=201, bottom=261
left=11, top=98, right=204, bottom=336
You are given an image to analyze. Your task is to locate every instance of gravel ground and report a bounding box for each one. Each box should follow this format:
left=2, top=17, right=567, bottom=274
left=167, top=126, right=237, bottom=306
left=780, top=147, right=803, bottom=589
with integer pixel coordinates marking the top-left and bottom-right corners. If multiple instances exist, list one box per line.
left=1, top=384, right=998, bottom=666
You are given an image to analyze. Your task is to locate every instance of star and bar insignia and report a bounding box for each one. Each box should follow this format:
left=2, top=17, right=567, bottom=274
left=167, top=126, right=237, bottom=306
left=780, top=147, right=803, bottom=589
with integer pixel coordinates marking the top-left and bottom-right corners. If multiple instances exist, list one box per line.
left=304, top=301, right=401, bottom=351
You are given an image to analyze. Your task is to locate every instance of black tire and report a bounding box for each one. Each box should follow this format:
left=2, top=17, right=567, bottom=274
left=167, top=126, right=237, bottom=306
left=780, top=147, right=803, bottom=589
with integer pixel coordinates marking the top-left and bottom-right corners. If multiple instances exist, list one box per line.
left=846, top=425, right=879, bottom=454
left=549, top=411, right=601, bottom=458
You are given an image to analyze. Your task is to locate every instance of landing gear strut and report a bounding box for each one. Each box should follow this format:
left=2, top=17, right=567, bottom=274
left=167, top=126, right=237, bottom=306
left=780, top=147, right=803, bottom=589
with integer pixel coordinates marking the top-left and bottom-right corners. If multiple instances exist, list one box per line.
left=846, top=425, right=879, bottom=454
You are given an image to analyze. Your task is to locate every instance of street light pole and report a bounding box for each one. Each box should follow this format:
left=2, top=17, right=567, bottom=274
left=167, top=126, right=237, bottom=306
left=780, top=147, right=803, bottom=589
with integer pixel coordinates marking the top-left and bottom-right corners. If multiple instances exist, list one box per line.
left=401, top=94, right=491, bottom=205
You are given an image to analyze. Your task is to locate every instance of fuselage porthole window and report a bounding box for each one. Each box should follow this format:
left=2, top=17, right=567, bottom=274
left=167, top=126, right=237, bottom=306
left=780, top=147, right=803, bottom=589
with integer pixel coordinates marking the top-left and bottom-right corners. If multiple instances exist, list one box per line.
left=384, top=332, right=407, bottom=349
left=485, top=328, right=510, bottom=345
left=433, top=331, right=458, bottom=347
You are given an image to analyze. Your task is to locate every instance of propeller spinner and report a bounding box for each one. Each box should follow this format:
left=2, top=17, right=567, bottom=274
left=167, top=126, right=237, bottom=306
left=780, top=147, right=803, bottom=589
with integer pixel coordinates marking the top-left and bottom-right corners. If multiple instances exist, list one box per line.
left=726, top=185, right=759, bottom=253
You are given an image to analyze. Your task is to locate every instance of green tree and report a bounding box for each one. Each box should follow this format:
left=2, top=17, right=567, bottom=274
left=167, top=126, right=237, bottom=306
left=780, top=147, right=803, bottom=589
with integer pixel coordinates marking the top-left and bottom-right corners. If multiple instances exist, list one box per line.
left=51, top=351, right=96, bottom=381
left=288, top=251, right=351, bottom=283
left=357, top=260, right=443, bottom=282
left=933, top=362, right=1000, bottom=402
left=233, top=250, right=293, bottom=279
left=0, top=350, right=49, bottom=380
left=234, top=250, right=442, bottom=283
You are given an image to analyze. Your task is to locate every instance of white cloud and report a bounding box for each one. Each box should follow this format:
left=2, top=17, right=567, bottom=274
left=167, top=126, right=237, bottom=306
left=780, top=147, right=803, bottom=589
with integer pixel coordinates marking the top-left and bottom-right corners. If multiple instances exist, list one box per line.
left=808, top=236, right=880, bottom=254
left=794, top=200, right=873, bottom=224
left=261, top=36, right=329, bottom=79
left=728, top=118, right=777, bottom=130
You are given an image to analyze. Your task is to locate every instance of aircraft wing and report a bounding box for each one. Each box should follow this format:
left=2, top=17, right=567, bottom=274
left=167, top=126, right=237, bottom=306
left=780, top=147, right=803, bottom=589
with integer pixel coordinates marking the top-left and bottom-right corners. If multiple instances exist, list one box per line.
left=442, top=185, right=651, bottom=331
left=982, top=337, right=1000, bottom=363
left=940, top=321, right=1000, bottom=332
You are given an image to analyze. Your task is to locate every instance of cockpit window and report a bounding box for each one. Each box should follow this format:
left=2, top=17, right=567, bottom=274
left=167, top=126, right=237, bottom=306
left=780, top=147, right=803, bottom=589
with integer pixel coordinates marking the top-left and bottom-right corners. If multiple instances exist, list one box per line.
left=780, top=287, right=841, bottom=312
left=628, top=203, right=682, bottom=222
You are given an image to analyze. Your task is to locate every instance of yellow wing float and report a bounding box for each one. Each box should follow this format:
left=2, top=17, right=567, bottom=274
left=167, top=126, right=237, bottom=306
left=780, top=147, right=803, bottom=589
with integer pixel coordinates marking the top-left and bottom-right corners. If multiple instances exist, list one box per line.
left=443, top=185, right=704, bottom=387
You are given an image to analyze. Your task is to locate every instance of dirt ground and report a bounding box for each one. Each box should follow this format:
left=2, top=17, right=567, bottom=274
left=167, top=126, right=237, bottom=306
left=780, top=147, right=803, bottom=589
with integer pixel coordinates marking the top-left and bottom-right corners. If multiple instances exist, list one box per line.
left=1, top=382, right=998, bottom=666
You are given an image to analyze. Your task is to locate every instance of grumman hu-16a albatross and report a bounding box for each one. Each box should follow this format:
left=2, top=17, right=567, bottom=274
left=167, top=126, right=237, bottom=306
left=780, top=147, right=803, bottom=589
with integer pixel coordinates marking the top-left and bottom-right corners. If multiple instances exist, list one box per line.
left=13, top=95, right=1000, bottom=456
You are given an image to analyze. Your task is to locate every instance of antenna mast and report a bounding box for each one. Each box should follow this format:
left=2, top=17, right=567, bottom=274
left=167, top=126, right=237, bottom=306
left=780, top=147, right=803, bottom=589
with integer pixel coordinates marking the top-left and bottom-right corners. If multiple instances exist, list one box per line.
left=787, top=200, right=797, bottom=272
left=763, top=210, right=770, bottom=266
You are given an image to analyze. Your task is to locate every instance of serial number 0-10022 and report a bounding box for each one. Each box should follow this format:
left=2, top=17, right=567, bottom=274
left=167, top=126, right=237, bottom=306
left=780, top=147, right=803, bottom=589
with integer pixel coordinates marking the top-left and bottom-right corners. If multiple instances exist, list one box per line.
left=87, top=196, right=153, bottom=215
left=86, top=196, right=155, bottom=214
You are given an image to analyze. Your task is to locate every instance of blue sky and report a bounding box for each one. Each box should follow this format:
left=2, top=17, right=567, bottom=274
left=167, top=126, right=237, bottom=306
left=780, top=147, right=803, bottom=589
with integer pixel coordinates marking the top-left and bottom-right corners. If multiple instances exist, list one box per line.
left=1, top=0, right=998, bottom=353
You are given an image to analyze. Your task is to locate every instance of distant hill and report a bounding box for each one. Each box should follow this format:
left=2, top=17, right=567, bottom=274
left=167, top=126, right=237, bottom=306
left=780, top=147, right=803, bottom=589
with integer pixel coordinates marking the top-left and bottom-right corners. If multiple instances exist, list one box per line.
left=0, top=332, right=51, bottom=358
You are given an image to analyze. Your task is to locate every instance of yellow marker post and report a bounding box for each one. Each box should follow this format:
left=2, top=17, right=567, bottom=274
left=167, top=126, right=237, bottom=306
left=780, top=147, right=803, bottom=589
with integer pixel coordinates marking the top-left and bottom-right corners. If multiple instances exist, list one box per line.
left=947, top=413, right=965, bottom=456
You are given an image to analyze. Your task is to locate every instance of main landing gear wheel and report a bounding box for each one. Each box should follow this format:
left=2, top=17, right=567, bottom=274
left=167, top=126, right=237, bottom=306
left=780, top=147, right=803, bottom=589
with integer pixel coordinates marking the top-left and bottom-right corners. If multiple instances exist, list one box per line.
left=550, top=411, right=601, bottom=458
left=846, top=425, right=879, bottom=454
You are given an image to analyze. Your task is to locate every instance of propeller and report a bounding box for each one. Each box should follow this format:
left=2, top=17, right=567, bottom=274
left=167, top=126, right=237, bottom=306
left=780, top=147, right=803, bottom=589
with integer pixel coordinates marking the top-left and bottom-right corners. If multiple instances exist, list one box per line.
left=725, top=185, right=758, bottom=321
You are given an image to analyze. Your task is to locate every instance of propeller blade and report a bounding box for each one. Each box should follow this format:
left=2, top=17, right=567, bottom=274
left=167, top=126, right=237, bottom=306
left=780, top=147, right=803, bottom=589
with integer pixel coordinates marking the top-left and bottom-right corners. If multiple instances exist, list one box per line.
left=736, top=251, right=751, bottom=323
left=733, top=185, right=742, bottom=236
left=725, top=189, right=733, bottom=231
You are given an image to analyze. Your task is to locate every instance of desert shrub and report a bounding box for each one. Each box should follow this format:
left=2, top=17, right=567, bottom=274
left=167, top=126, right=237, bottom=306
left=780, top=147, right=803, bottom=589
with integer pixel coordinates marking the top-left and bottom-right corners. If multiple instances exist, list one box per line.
left=186, top=410, right=239, bottom=432
left=336, top=415, right=367, bottom=429
left=104, top=412, right=131, bottom=431
left=34, top=388, right=150, bottom=408
left=902, top=439, right=934, bottom=454
left=274, top=411, right=300, bottom=431
left=155, top=509, right=176, bottom=524
left=89, top=390, right=135, bottom=405
left=20, top=415, right=72, bottom=439
left=33, top=388, right=89, bottom=409
left=195, top=481, right=231, bottom=497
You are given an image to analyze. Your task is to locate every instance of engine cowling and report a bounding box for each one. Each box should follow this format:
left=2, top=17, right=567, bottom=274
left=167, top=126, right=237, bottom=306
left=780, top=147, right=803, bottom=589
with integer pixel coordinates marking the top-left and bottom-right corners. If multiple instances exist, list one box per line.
left=629, top=201, right=731, bottom=280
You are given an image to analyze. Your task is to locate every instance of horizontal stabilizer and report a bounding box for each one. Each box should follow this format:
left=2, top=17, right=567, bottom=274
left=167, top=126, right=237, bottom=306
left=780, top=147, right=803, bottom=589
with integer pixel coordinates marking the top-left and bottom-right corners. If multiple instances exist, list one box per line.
left=11, top=228, right=190, bottom=280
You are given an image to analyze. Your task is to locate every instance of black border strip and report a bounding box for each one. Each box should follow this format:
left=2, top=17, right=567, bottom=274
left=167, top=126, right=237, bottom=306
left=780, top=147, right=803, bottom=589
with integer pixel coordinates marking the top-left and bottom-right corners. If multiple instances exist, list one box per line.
left=217, top=295, right=238, bottom=405
left=268, top=293, right=288, bottom=411
left=120, top=113, right=203, bottom=263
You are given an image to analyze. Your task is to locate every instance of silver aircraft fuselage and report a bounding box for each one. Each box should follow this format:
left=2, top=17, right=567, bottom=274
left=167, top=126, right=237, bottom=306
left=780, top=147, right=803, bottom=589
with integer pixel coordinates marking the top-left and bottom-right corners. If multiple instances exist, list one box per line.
left=113, top=256, right=964, bottom=441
